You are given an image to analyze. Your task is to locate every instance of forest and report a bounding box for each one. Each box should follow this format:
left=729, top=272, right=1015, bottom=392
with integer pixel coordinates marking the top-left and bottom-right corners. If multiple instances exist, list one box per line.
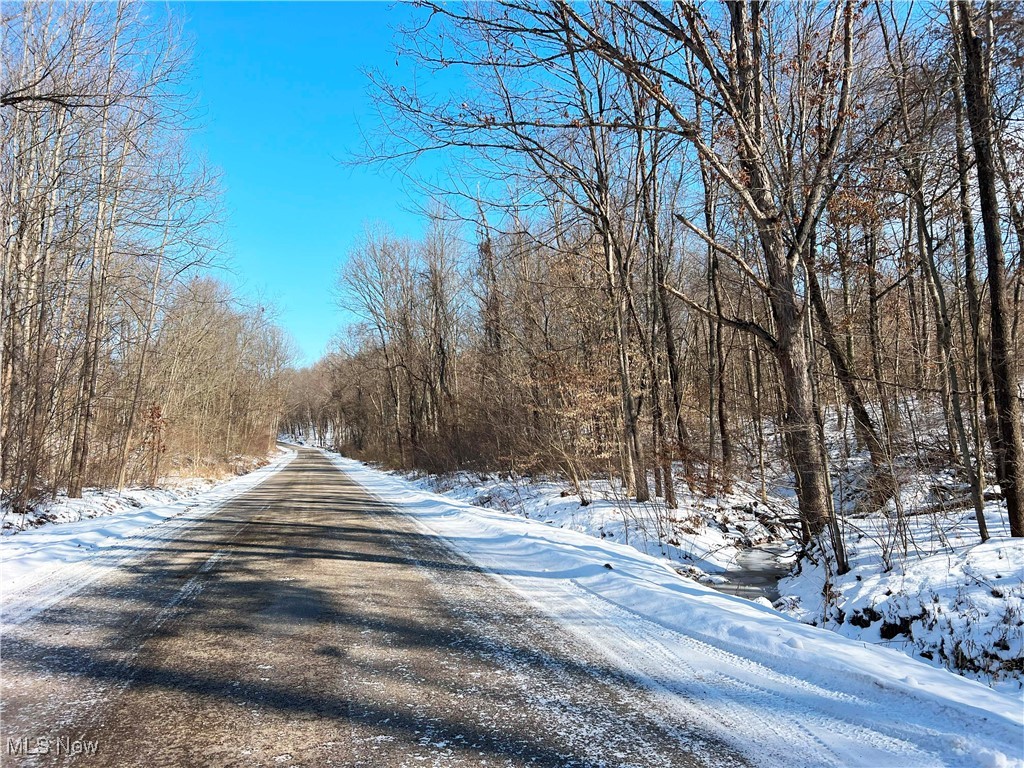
left=282, top=0, right=1024, bottom=580
left=2, top=0, right=1023, bottom=737
left=1, top=3, right=288, bottom=513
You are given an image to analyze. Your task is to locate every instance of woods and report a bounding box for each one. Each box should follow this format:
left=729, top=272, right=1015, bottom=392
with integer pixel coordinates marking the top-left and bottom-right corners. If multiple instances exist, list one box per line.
left=1, top=2, right=1022, bottom=753
left=1, top=2, right=287, bottom=511
left=285, top=0, right=1024, bottom=568
left=3, top=0, right=1021, bottom=569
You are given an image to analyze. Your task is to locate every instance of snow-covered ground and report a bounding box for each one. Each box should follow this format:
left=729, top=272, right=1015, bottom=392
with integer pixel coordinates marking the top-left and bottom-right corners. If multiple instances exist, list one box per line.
left=408, top=469, right=797, bottom=584
left=393, top=460, right=1023, bottom=697
left=780, top=480, right=1022, bottom=694
left=2, top=441, right=1020, bottom=766
left=800, top=404, right=1024, bottom=693
left=1, top=455, right=272, bottom=535
left=330, top=452, right=1023, bottom=768
left=2, top=483, right=214, bottom=536
left=0, top=447, right=296, bottom=626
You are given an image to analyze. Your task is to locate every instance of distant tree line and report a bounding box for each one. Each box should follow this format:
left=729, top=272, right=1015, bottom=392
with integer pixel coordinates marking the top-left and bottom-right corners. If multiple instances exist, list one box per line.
left=1, top=2, right=287, bottom=511
left=280, top=1, right=1024, bottom=563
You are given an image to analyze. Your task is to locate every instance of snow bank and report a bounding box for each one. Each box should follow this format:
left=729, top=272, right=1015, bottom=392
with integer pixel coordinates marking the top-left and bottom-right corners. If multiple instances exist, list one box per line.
left=0, top=448, right=296, bottom=619
left=408, top=469, right=795, bottom=581
left=779, top=496, right=1024, bottom=696
left=2, top=485, right=211, bottom=536
left=401, top=463, right=1024, bottom=696
left=330, top=452, right=1023, bottom=768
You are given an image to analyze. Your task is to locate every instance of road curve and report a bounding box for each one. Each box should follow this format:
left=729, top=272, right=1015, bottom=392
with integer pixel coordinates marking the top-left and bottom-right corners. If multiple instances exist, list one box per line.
left=1, top=448, right=743, bottom=768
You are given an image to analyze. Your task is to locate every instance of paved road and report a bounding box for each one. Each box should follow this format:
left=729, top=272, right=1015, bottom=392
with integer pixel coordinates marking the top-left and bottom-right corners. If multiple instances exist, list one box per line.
left=1, top=449, right=743, bottom=768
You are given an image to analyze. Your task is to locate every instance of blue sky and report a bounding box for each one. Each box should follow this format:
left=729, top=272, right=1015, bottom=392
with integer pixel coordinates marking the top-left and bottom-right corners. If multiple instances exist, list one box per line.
left=173, top=1, right=430, bottom=365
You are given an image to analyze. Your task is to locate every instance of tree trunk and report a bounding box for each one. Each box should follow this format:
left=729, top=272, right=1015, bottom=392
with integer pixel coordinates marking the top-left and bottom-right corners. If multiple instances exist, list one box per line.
left=958, top=0, right=1024, bottom=537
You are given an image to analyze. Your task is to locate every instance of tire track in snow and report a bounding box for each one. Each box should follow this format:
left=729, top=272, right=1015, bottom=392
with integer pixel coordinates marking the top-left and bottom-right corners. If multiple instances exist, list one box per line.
left=494, top=573, right=948, bottom=768
left=0, top=453, right=292, bottom=629
left=362, top=500, right=739, bottom=768
left=373, top=492, right=945, bottom=767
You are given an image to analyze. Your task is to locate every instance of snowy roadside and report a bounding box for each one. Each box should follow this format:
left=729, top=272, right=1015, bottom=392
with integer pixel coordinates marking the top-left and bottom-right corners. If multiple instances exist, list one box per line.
left=780, top=489, right=1023, bottom=695
left=328, top=452, right=1024, bottom=768
left=0, top=447, right=296, bottom=625
left=390, top=461, right=1023, bottom=696
left=1, top=455, right=274, bottom=536
left=403, top=468, right=796, bottom=580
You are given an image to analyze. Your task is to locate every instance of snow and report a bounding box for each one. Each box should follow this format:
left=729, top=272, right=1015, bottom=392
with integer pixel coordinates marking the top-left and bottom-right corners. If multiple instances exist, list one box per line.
left=771, top=402, right=1024, bottom=695
left=394, top=459, right=1024, bottom=696
left=406, top=469, right=796, bottom=587
left=0, top=448, right=296, bottom=626
left=3, top=440, right=1019, bottom=765
left=3, top=485, right=205, bottom=535
left=329, top=452, right=1024, bottom=768
left=2, top=456, right=273, bottom=535
left=779, top=495, right=1024, bottom=696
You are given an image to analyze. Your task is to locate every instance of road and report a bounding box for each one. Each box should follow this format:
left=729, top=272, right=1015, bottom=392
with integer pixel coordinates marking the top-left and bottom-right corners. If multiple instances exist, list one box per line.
left=1, top=448, right=743, bottom=768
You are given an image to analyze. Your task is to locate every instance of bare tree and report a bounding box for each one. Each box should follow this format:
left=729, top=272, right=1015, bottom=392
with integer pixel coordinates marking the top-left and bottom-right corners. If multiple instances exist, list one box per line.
left=956, top=0, right=1024, bottom=537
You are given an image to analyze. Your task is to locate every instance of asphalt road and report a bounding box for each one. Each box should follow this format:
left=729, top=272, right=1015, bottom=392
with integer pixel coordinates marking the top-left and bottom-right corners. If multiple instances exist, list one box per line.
left=1, top=449, right=744, bottom=768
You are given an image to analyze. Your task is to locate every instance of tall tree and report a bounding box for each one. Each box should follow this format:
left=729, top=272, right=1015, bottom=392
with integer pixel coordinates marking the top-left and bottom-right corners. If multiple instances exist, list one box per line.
left=956, top=0, right=1024, bottom=537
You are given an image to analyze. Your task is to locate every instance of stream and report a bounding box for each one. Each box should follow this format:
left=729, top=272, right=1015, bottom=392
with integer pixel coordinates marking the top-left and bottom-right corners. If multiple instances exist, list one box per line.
left=712, top=543, right=794, bottom=602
